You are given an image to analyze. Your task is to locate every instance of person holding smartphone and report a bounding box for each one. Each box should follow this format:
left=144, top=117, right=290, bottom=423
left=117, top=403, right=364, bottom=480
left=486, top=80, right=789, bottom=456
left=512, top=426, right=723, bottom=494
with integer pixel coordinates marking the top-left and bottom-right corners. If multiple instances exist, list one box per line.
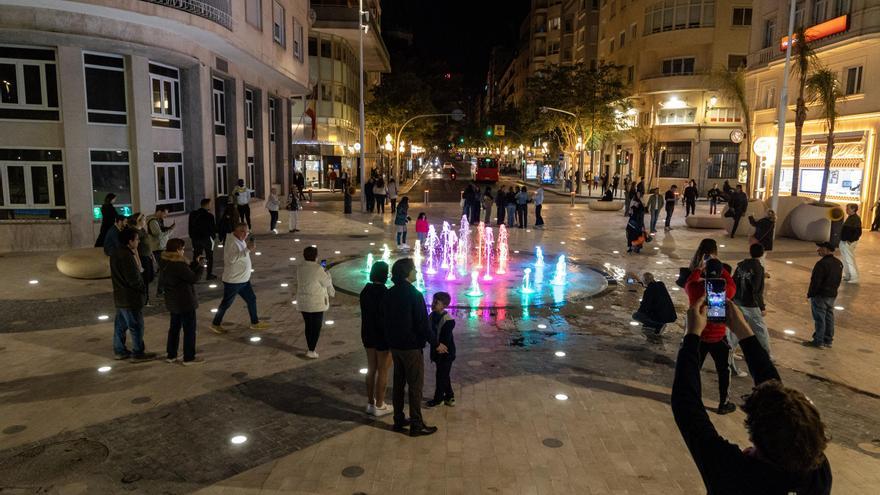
left=684, top=243, right=737, bottom=415
left=297, top=246, right=335, bottom=359
left=159, top=238, right=205, bottom=365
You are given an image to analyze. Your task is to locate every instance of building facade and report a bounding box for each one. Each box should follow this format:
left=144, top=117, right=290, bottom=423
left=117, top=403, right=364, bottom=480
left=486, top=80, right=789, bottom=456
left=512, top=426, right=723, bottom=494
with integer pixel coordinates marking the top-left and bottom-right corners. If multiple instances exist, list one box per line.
left=0, top=0, right=310, bottom=252
left=746, top=0, right=874, bottom=214
left=599, top=0, right=753, bottom=192
left=290, top=0, right=391, bottom=189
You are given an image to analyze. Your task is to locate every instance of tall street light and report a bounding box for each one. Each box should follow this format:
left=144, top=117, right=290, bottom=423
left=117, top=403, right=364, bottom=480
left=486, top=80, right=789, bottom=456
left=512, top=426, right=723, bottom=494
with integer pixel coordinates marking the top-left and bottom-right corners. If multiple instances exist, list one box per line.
left=771, top=0, right=798, bottom=214
left=394, top=110, right=464, bottom=182
left=539, top=106, right=584, bottom=194
left=357, top=0, right=367, bottom=212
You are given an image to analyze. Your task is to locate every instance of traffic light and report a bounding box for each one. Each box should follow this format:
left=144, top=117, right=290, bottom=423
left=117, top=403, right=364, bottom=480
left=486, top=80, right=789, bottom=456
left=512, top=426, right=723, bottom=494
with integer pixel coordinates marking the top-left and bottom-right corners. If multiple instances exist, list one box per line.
left=485, top=128, right=493, bottom=137
left=459, top=137, right=465, bottom=144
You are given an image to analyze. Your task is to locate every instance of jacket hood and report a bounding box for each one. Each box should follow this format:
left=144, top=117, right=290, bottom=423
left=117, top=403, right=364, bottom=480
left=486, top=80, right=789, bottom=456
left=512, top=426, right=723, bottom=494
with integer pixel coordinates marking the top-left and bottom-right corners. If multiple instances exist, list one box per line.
left=160, top=251, right=187, bottom=263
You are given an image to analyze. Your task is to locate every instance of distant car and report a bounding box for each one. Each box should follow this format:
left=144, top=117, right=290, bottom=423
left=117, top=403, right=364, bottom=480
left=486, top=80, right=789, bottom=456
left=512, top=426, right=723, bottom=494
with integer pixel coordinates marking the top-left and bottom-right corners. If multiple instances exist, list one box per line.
left=442, top=162, right=454, bottom=172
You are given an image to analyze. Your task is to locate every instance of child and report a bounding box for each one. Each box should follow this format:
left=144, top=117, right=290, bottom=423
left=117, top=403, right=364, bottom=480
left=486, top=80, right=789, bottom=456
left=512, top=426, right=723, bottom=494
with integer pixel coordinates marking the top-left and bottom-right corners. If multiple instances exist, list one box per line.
left=415, top=212, right=429, bottom=244
left=426, top=291, right=456, bottom=408
left=394, top=196, right=411, bottom=249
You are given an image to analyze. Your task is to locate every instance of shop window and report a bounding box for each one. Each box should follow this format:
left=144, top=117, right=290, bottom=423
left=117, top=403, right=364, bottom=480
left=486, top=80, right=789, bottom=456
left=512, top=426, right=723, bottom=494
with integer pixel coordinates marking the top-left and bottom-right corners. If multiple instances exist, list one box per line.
left=149, top=63, right=181, bottom=128
left=708, top=141, right=739, bottom=178
left=0, top=46, right=59, bottom=121
left=762, top=19, right=775, bottom=48
left=154, top=152, right=184, bottom=208
left=656, top=141, right=691, bottom=178
left=269, top=98, right=276, bottom=142
left=657, top=107, right=696, bottom=124
left=84, top=53, right=126, bottom=124
left=844, top=66, right=862, bottom=95
left=90, top=149, right=130, bottom=216
left=212, top=77, right=225, bottom=135
left=706, top=107, right=742, bottom=123
left=732, top=7, right=752, bottom=26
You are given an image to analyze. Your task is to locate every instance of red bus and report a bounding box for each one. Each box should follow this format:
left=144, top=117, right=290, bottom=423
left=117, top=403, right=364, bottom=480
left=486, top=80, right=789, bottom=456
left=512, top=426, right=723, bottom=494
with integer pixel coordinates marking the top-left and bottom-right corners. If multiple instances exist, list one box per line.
left=474, top=157, right=499, bottom=183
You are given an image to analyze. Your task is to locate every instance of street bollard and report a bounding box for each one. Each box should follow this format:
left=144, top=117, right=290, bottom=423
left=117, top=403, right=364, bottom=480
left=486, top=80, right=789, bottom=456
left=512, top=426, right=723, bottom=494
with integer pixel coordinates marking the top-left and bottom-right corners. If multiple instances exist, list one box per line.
left=424, top=189, right=430, bottom=204
left=570, top=191, right=576, bottom=207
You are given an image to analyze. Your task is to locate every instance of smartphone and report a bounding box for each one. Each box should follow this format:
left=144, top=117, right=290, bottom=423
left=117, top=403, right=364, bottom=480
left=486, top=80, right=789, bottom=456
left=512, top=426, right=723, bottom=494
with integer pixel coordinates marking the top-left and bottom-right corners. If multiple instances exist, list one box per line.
left=320, top=259, right=327, bottom=268
left=705, top=278, right=727, bottom=323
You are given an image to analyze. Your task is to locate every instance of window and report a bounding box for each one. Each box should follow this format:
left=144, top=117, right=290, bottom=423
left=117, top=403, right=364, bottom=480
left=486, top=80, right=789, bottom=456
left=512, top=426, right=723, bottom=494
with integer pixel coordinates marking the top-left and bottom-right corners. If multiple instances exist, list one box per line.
left=549, top=41, right=561, bottom=55
left=619, top=31, right=626, bottom=48
left=834, top=0, right=851, bottom=17
left=812, top=0, right=828, bottom=23
left=732, top=7, right=752, bottom=26
left=293, top=18, right=304, bottom=62
left=245, top=0, right=262, bottom=29
left=320, top=40, right=332, bottom=58
left=549, top=17, right=561, bottom=30
left=763, top=85, right=776, bottom=109
left=246, top=156, right=256, bottom=189
left=708, top=142, right=739, bottom=178
left=83, top=53, right=126, bottom=125
left=706, top=107, right=742, bottom=123
left=154, top=151, right=184, bottom=207
left=727, top=54, right=747, bottom=71
left=245, top=89, right=255, bottom=139
left=215, top=155, right=228, bottom=196
left=272, top=1, right=285, bottom=46
left=644, top=0, right=715, bottom=34
left=662, top=57, right=695, bottom=75
left=609, top=39, right=615, bottom=53
left=268, top=98, right=276, bottom=142
left=90, top=149, right=130, bottom=214
left=763, top=19, right=775, bottom=48
left=0, top=46, right=59, bottom=120
left=149, top=63, right=181, bottom=128
left=631, top=23, right=638, bottom=40
left=844, top=66, right=863, bottom=95
left=794, top=1, right=805, bottom=28
left=627, top=65, right=634, bottom=83
left=308, top=37, right=318, bottom=57
left=656, top=141, right=691, bottom=178
left=564, top=16, right=574, bottom=33
left=0, top=149, right=65, bottom=219
left=657, top=107, right=696, bottom=124
left=212, top=77, right=225, bottom=135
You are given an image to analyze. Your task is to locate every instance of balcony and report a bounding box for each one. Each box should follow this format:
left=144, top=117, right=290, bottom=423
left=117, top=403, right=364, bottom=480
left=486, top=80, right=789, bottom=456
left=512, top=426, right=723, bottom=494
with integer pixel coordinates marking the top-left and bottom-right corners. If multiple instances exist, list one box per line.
left=140, top=0, right=231, bottom=30
left=310, top=3, right=391, bottom=72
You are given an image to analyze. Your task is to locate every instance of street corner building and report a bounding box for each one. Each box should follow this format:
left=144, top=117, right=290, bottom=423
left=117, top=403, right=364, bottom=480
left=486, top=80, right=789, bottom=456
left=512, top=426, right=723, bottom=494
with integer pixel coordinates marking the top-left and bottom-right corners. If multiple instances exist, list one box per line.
left=0, top=0, right=311, bottom=252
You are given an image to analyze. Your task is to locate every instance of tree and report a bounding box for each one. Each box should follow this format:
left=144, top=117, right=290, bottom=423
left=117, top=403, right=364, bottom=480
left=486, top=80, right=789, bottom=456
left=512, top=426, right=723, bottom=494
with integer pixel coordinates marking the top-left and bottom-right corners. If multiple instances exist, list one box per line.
left=805, top=68, right=840, bottom=204
left=790, top=26, right=819, bottom=196
left=710, top=67, right=752, bottom=190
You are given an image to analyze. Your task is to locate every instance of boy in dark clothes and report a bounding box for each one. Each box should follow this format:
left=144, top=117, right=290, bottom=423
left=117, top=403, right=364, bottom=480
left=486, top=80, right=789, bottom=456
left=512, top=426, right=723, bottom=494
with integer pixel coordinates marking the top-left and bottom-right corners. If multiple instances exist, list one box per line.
left=426, top=292, right=456, bottom=408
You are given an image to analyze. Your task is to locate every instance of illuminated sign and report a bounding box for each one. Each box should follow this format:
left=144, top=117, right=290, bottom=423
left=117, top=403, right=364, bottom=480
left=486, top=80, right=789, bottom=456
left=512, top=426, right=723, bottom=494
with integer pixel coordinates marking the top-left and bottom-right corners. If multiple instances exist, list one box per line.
left=780, top=15, right=848, bottom=51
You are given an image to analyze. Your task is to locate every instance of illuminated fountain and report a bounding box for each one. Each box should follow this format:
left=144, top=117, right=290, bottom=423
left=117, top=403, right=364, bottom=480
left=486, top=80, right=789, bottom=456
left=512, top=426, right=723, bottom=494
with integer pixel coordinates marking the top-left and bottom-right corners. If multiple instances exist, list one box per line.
left=551, top=255, right=567, bottom=286
left=363, top=252, right=374, bottom=273
left=424, top=225, right=438, bottom=274
left=521, top=267, right=535, bottom=294
left=457, top=216, right=470, bottom=275
left=482, top=226, right=494, bottom=281
left=496, top=224, right=509, bottom=275
left=413, top=240, right=423, bottom=270
left=475, top=221, right=485, bottom=268
left=381, top=244, right=391, bottom=265
left=466, top=270, right=483, bottom=297
left=440, top=222, right=455, bottom=269
left=535, top=246, right=545, bottom=268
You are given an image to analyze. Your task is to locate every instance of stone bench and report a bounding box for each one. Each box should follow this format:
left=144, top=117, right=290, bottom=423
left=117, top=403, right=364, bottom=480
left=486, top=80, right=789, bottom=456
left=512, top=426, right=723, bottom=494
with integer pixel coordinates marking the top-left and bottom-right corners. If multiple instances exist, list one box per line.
left=684, top=214, right=727, bottom=229
left=588, top=200, right=624, bottom=211
left=56, top=247, right=111, bottom=279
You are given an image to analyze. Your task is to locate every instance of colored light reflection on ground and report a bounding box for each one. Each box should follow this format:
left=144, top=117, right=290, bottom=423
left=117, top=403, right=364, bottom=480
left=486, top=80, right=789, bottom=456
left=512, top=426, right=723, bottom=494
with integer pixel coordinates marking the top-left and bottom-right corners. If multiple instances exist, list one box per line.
left=330, top=217, right=607, bottom=310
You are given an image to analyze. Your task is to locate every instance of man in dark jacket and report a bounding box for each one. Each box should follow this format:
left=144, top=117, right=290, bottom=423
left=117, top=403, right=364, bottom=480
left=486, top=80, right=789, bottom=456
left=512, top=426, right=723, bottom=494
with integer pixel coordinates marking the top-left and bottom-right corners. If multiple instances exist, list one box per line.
left=632, top=272, right=676, bottom=335
left=732, top=244, right=770, bottom=355
left=160, top=238, right=205, bottom=364
left=804, top=242, right=843, bottom=349
left=102, top=215, right=127, bottom=257
left=664, top=185, right=677, bottom=231
left=426, top=291, right=456, bottom=408
left=110, top=228, right=155, bottom=361
left=839, top=203, right=861, bottom=284
left=729, top=185, right=749, bottom=238
left=383, top=258, right=447, bottom=437
left=188, top=198, right=217, bottom=280
left=674, top=297, right=832, bottom=495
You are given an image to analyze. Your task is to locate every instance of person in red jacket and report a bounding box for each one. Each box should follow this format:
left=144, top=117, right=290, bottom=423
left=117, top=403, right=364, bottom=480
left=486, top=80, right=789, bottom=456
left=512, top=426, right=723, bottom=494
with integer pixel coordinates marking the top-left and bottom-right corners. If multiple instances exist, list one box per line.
left=685, top=244, right=737, bottom=414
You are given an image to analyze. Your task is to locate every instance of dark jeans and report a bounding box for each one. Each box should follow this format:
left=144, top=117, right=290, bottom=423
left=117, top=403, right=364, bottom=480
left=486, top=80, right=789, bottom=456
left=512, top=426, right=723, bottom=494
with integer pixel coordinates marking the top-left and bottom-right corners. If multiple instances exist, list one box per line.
left=167, top=310, right=196, bottom=361
left=649, top=210, right=659, bottom=232
left=535, top=204, right=544, bottom=226
left=496, top=204, right=505, bottom=225
left=686, top=200, right=695, bottom=216
left=237, top=204, right=251, bottom=229
left=709, top=199, right=718, bottom=215
left=375, top=195, right=385, bottom=213
left=114, top=308, right=145, bottom=356
left=632, top=310, right=664, bottom=331
left=872, top=211, right=880, bottom=230
left=665, top=206, right=674, bottom=227
left=810, top=296, right=836, bottom=345
left=517, top=205, right=527, bottom=228
left=731, top=213, right=744, bottom=237
left=212, top=281, right=259, bottom=325
left=506, top=205, right=516, bottom=226
left=269, top=210, right=279, bottom=231
left=301, top=311, right=324, bottom=351
left=698, top=340, right=731, bottom=404
left=191, top=238, right=214, bottom=276
left=366, top=193, right=374, bottom=212
left=390, top=197, right=397, bottom=213
left=391, top=348, right=425, bottom=426
left=432, top=357, right=455, bottom=401
left=153, top=250, right=165, bottom=295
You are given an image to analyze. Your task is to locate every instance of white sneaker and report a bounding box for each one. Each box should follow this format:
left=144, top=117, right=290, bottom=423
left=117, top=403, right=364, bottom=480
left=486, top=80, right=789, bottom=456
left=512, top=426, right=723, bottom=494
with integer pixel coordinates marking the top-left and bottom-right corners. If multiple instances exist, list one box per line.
left=366, top=403, right=376, bottom=415
left=400, top=244, right=410, bottom=250
left=847, top=279, right=859, bottom=284
left=371, top=403, right=392, bottom=417
left=305, top=350, right=319, bottom=359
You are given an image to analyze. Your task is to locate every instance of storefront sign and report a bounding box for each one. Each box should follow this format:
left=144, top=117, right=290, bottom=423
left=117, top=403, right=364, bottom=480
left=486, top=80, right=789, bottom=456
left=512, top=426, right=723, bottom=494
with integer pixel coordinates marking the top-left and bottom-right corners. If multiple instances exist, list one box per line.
left=780, top=15, right=848, bottom=51
left=525, top=161, right=538, bottom=180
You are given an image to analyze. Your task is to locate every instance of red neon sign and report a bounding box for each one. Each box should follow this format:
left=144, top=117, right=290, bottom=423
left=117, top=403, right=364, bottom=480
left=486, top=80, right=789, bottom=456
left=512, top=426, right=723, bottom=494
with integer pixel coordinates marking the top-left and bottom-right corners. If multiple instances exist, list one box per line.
left=780, top=15, right=849, bottom=51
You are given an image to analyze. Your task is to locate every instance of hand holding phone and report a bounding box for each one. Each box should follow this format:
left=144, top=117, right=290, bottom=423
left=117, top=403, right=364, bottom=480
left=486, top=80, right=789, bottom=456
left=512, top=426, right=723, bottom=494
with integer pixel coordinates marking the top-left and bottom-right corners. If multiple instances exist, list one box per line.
left=705, top=278, right=726, bottom=323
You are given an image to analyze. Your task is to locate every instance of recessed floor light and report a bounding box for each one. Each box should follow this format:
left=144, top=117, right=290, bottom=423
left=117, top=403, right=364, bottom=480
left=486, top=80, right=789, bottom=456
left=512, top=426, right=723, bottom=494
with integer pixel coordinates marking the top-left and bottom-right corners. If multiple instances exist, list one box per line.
left=97, top=366, right=112, bottom=373
left=326, top=320, right=335, bottom=325
left=585, top=305, right=594, bottom=310
left=359, top=368, right=368, bottom=375
left=289, top=257, right=295, bottom=261
left=580, top=237, right=586, bottom=241
left=255, top=252, right=262, bottom=256
left=249, top=336, right=262, bottom=343
left=655, top=261, right=663, bottom=265
left=334, top=250, right=341, bottom=254
left=526, top=229, right=531, bottom=232
left=97, top=315, right=109, bottom=321
left=369, top=242, right=375, bottom=246
left=368, top=222, right=373, bottom=225
left=209, top=284, right=218, bottom=288
left=217, top=244, right=224, bottom=248
left=312, top=211, right=317, bottom=214
left=576, top=224, right=581, bottom=227
left=28, top=280, right=38, bottom=285
left=280, top=283, right=289, bottom=287
left=210, top=308, right=218, bottom=313
left=653, top=247, right=660, bottom=250
left=538, top=324, right=547, bottom=329
left=513, top=250, right=520, bottom=254
left=554, top=351, right=566, bottom=357
left=291, top=300, right=298, bottom=305
left=672, top=287, right=680, bottom=291
left=719, top=244, right=726, bottom=248
left=834, top=306, right=845, bottom=311
left=364, top=229, right=369, bottom=233
left=250, top=269, right=255, bottom=272
left=230, top=435, right=248, bottom=445
left=560, top=241, right=566, bottom=245
left=784, top=329, right=796, bottom=335
left=629, top=321, right=640, bottom=326
left=294, top=238, right=300, bottom=242
left=554, top=393, right=568, bottom=401
left=612, top=250, right=619, bottom=254
left=786, top=260, right=793, bottom=264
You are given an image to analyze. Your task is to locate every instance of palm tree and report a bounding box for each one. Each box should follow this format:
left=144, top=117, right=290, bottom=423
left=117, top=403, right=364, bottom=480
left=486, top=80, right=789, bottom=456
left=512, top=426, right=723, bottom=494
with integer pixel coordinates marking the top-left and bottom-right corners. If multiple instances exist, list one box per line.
left=711, top=67, right=751, bottom=190
left=806, top=68, right=840, bottom=204
left=790, top=26, right=819, bottom=196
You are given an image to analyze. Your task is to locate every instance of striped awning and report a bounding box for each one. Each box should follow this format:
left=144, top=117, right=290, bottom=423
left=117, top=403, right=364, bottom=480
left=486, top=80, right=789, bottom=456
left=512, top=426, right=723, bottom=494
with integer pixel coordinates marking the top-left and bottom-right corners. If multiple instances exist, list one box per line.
left=780, top=158, right=864, bottom=168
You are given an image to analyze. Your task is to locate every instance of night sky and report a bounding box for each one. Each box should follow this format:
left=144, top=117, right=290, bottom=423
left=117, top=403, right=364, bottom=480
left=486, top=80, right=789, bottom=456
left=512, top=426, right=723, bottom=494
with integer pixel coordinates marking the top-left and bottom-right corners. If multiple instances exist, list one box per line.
left=381, top=0, right=530, bottom=89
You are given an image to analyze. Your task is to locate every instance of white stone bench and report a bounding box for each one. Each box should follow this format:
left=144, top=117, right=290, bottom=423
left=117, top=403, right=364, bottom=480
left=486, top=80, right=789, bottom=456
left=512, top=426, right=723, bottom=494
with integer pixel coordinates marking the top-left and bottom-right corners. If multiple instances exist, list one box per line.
left=685, top=215, right=727, bottom=229
left=56, top=247, right=111, bottom=279
left=588, top=200, right=624, bottom=211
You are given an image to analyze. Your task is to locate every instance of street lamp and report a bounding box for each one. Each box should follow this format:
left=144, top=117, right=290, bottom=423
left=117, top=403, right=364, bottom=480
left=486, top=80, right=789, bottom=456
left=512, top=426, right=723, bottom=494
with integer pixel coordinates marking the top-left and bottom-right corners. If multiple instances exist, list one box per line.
left=357, top=0, right=367, bottom=212
left=539, top=106, right=585, bottom=193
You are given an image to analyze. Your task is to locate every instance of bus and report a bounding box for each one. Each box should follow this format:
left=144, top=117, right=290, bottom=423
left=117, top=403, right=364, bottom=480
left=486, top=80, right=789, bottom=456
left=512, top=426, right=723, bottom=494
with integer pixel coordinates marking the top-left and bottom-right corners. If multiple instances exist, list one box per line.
left=474, top=157, right=499, bottom=183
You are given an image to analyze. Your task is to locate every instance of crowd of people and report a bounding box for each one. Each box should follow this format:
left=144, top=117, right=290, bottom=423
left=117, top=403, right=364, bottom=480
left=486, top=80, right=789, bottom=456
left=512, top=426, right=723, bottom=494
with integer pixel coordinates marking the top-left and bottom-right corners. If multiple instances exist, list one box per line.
left=458, top=183, right=546, bottom=230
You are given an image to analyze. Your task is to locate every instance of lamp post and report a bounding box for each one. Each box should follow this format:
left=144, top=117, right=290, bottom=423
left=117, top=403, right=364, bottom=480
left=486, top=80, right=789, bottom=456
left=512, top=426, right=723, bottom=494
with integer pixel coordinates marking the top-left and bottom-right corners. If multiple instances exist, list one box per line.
left=394, top=112, right=463, bottom=183
left=357, top=0, right=367, bottom=212
left=539, top=106, right=584, bottom=194
left=771, top=0, right=798, bottom=214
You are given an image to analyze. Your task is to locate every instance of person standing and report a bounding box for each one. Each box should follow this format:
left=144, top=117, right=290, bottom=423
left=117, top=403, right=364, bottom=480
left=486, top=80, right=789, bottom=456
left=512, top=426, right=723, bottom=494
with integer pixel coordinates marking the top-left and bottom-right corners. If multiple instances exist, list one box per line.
left=95, top=193, right=119, bottom=247
left=636, top=176, right=645, bottom=197
left=729, top=185, right=748, bottom=238
left=495, top=186, right=506, bottom=226
left=515, top=186, right=528, bottom=229
left=373, top=177, right=387, bottom=214
left=294, top=171, right=306, bottom=200
left=839, top=203, right=862, bottom=284
left=109, top=228, right=156, bottom=361
left=266, top=187, right=280, bottom=233
left=102, top=215, right=127, bottom=256
left=297, top=246, right=335, bottom=358
left=611, top=173, right=620, bottom=197
left=383, top=258, right=446, bottom=437
left=360, top=261, right=392, bottom=417
left=232, top=179, right=254, bottom=230
left=365, top=175, right=375, bottom=213
left=684, top=180, right=698, bottom=217
left=328, top=168, right=338, bottom=193
left=534, top=184, right=545, bottom=229
left=127, top=214, right=156, bottom=307
left=387, top=178, right=399, bottom=213
left=664, top=184, right=677, bottom=231
left=482, top=186, right=494, bottom=225
left=505, top=186, right=517, bottom=228
left=872, top=198, right=880, bottom=231
left=188, top=198, right=217, bottom=280
left=732, top=244, right=771, bottom=357
left=286, top=188, right=300, bottom=233
left=394, top=196, right=411, bottom=249
left=646, top=188, right=662, bottom=234
left=210, top=223, right=270, bottom=334
left=426, top=291, right=456, bottom=408
left=626, top=195, right=647, bottom=253
left=159, top=238, right=205, bottom=365
left=146, top=206, right=174, bottom=297
left=748, top=210, right=776, bottom=266
left=707, top=183, right=721, bottom=215
left=217, top=200, right=236, bottom=248
left=803, top=242, right=843, bottom=349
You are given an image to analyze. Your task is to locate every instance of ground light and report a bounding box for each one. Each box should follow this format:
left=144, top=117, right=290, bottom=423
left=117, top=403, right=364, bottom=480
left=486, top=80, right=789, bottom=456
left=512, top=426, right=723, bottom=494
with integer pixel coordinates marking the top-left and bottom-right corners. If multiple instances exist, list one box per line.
left=612, top=250, right=619, bottom=254
left=255, top=252, right=262, bottom=256
left=289, top=257, right=296, bottom=261
left=97, top=315, right=109, bottom=321
left=784, top=329, right=797, bottom=335
left=291, top=300, right=298, bottom=305
left=28, top=280, right=38, bottom=285
left=97, top=366, right=112, bottom=373
left=334, top=250, right=341, bottom=254
left=294, top=238, right=300, bottom=242
left=585, top=305, right=594, bottom=310
left=537, top=324, right=547, bottom=329
left=209, top=284, right=218, bottom=288
left=554, top=351, right=566, bottom=357
left=249, top=336, right=261, bottom=343
left=280, top=283, right=289, bottom=287
left=720, top=244, right=726, bottom=248
left=834, top=306, right=845, bottom=311
left=230, top=435, right=248, bottom=445
left=210, top=308, right=218, bottom=313
left=359, top=368, right=368, bottom=375
left=554, top=393, right=568, bottom=401
left=326, top=320, right=335, bottom=325
left=786, top=260, right=793, bottom=264
left=629, top=321, right=640, bottom=326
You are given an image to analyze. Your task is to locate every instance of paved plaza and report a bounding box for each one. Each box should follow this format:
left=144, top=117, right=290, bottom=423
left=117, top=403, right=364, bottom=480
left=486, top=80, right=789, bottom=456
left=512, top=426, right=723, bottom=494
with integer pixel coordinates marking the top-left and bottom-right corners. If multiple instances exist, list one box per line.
left=2, top=196, right=880, bottom=494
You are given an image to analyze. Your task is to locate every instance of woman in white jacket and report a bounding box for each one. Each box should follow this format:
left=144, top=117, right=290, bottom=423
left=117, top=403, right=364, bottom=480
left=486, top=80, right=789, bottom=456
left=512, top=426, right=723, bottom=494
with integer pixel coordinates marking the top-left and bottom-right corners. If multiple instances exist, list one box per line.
left=297, top=246, right=335, bottom=358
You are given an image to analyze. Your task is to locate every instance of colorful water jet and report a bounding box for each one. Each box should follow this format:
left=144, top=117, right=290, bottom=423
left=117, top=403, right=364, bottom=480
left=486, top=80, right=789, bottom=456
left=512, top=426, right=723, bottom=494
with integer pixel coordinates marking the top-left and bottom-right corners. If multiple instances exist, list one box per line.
left=466, top=270, right=483, bottom=297
left=496, top=224, right=509, bottom=275
left=381, top=244, right=391, bottom=264
left=363, top=252, right=374, bottom=273
left=551, top=255, right=567, bottom=286
left=521, top=267, right=535, bottom=294
left=482, top=226, right=494, bottom=281
left=424, top=225, right=438, bottom=274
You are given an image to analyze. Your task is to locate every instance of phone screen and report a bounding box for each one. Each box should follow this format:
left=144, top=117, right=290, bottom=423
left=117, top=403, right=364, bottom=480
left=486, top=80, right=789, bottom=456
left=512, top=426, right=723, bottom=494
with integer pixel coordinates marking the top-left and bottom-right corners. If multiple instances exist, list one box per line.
left=706, top=278, right=726, bottom=323
left=320, top=259, right=327, bottom=268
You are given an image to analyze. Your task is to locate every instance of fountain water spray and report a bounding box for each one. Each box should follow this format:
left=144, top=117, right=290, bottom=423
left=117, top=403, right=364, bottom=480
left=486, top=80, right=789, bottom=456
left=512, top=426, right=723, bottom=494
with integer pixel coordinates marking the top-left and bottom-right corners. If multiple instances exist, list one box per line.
left=424, top=225, right=439, bottom=274
left=466, top=270, right=483, bottom=297
left=551, top=255, right=567, bottom=286
left=496, top=224, right=509, bottom=275
left=381, top=244, right=391, bottom=265
left=413, top=240, right=423, bottom=269
left=521, top=267, right=535, bottom=294
left=363, top=252, right=374, bottom=273
left=482, top=226, right=494, bottom=281
left=475, top=221, right=485, bottom=268
left=535, top=246, right=545, bottom=267
left=457, top=216, right=470, bottom=274
left=440, top=222, right=454, bottom=269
